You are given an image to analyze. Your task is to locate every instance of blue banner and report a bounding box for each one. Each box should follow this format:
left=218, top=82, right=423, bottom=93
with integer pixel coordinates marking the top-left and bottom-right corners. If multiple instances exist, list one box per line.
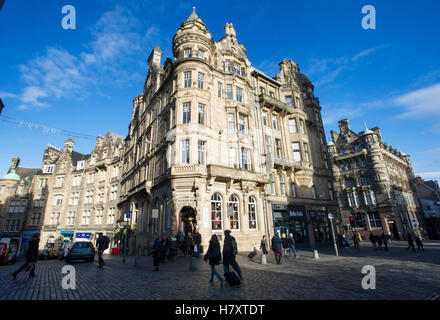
left=75, top=232, right=92, bottom=239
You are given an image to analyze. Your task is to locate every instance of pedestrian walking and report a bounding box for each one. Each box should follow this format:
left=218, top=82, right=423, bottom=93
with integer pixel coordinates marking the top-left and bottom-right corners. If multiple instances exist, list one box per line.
left=415, top=235, right=424, bottom=252
left=260, top=235, right=268, bottom=255
left=381, top=232, right=390, bottom=252
left=288, top=233, right=299, bottom=258
left=352, top=232, right=360, bottom=252
left=168, top=234, right=178, bottom=261
left=96, top=234, right=110, bottom=268
left=406, top=232, right=415, bottom=251
left=281, top=233, right=288, bottom=257
left=222, top=230, right=243, bottom=280
left=369, top=233, right=377, bottom=249
left=337, top=234, right=345, bottom=249
left=177, top=230, right=185, bottom=254
left=12, top=233, right=40, bottom=279
left=152, top=236, right=161, bottom=271
left=376, top=235, right=383, bottom=250
left=271, top=233, right=283, bottom=265
left=159, top=235, right=169, bottom=263
left=193, top=229, right=202, bottom=258
left=184, top=233, right=193, bottom=257
left=204, top=234, right=224, bottom=287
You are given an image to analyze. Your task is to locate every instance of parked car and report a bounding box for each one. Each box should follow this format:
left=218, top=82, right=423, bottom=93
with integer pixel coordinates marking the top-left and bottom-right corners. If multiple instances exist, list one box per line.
left=65, top=241, right=95, bottom=263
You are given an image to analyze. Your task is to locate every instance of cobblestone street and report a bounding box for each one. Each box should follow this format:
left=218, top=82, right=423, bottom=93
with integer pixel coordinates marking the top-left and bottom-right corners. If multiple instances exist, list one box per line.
left=1, top=241, right=439, bottom=300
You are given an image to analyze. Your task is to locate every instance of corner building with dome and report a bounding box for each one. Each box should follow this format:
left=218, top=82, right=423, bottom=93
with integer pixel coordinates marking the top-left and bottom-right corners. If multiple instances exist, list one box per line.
left=118, top=8, right=339, bottom=253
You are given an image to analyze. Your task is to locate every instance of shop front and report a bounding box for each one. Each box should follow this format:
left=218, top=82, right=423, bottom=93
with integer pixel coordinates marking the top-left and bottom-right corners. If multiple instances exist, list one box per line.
left=309, top=207, right=334, bottom=247
left=272, top=204, right=309, bottom=247
left=60, top=231, right=74, bottom=243
left=18, top=231, right=40, bottom=258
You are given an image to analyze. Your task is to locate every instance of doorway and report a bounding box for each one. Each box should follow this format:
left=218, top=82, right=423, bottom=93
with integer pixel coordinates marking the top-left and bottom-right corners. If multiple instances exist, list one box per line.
left=179, top=206, right=197, bottom=236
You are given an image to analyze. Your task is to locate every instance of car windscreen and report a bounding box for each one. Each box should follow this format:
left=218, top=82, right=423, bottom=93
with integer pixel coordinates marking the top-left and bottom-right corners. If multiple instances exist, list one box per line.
left=72, top=242, right=93, bottom=248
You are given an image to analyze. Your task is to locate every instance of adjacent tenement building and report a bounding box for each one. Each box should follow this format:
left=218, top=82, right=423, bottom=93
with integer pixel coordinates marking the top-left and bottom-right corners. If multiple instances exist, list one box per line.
left=0, top=157, right=44, bottom=258
left=328, top=119, right=421, bottom=240
left=118, top=8, right=337, bottom=253
left=38, top=133, right=124, bottom=251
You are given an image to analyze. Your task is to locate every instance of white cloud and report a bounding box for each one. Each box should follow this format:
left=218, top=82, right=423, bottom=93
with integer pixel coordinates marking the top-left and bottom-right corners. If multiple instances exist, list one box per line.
left=306, top=45, right=390, bottom=87
left=393, top=83, right=440, bottom=119
left=416, top=172, right=440, bottom=180
left=321, top=105, right=365, bottom=125
left=0, top=92, right=17, bottom=98
left=11, top=5, right=160, bottom=110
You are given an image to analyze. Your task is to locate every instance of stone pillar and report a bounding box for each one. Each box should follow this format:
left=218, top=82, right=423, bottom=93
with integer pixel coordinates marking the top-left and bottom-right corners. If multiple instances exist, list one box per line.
left=306, top=204, right=316, bottom=248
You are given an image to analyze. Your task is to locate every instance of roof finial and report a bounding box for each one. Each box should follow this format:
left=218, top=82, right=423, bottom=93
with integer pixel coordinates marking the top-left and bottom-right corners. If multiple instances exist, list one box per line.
left=364, top=120, right=368, bottom=131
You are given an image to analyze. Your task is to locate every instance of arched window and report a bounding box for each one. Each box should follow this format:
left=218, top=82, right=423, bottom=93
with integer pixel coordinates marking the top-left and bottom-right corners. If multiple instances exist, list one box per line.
left=248, top=197, right=257, bottom=230
left=211, top=193, right=222, bottom=231
left=228, top=195, right=240, bottom=230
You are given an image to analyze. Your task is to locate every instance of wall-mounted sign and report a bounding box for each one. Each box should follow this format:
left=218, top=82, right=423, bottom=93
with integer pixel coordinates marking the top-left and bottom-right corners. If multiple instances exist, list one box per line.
left=152, top=209, right=159, bottom=219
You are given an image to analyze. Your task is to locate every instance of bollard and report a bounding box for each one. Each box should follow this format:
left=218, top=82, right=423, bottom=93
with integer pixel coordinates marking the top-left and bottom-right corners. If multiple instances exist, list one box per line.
left=260, top=253, right=267, bottom=265
left=313, top=249, right=320, bottom=259
left=189, top=256, right=197, bottom=271
left=134, top=256, right=139, bottom=268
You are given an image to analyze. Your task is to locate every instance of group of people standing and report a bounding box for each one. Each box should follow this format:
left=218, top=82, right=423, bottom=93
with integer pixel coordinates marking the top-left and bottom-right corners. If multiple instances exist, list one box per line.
left=264, top=232, right=300, bottom=265
left=151, top=234, right=179, bottom=271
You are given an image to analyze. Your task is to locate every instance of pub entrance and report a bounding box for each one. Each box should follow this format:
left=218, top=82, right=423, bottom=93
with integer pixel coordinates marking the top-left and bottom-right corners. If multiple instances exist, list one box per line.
left=179, top=206, right=197, bottom=235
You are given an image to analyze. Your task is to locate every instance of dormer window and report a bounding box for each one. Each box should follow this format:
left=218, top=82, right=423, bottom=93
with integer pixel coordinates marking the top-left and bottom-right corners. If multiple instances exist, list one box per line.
left=285, top=96, right=292, bottom=106
left=184, top=49, right=192, bottom=58
left=43, top=165, right=55, bottom=174
left=76, top=161, right=85, bottom=170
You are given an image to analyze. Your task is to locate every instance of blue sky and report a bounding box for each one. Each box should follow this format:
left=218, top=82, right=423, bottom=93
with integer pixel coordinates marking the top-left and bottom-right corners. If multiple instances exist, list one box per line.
left=1, top=0, right=439, bottom=182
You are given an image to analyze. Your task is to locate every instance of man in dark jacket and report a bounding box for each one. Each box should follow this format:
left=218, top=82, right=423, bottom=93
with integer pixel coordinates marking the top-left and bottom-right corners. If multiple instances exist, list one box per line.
left=406, top=232, right=415, bottom=251
left=152, top=236, right=161, bottom=271
left=271, top=233, right=283, bottom=264
left=193, top=230, right=202, bottom=257
left=12, top=233, right=40, bottom=279
left=96, top=234, right=110, bottom=268
left=223, top=230, right=243, bottom=280
left=168, top=234, right=178, bottom=261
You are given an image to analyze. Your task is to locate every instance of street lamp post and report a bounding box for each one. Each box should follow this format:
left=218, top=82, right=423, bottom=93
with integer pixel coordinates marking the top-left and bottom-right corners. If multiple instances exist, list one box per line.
left=328, top=213, right=339, bottom=257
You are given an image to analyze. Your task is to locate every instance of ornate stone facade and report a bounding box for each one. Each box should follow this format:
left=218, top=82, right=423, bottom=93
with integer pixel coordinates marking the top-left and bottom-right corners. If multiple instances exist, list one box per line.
left=328, top=119, right=421, bottom=240
left=119, top=8, right=338, bottom=252
left=38, top=132, right=124, bottom=250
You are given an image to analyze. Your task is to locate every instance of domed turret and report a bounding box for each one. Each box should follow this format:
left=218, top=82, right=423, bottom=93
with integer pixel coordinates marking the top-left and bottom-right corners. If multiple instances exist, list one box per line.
left=2, top=169, right=21, bottom=182
left=172, top=7, right=215, bottom=62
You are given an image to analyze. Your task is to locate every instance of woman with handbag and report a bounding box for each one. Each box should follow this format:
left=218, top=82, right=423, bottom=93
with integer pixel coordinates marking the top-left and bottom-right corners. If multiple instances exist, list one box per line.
left=204, top=234, right=224, bottom=287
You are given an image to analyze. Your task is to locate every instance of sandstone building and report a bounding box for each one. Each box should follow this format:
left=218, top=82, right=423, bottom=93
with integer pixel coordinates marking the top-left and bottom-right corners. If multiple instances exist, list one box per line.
left=0, top=158, right=43, bottom=258
left=27, top=133, right=123, bottom=251
left=118, top=8, right=338, bottom=253
left=328, top=119, right=421, bottom=240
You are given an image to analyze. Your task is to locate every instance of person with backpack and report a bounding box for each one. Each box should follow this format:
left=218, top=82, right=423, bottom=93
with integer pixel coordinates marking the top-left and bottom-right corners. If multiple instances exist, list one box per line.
left=204, top=234, right=224, bottom=287
left=96, top=234, right=110, bottom=268
left=222, top=230, right=243, bottom=280
left=271, top=233, right=283, bottom=265
left=376, top=234, right=383, bottom=250
left=382, top=232, right=390, bottom=252
left=152, top=236, right=161, bottom=271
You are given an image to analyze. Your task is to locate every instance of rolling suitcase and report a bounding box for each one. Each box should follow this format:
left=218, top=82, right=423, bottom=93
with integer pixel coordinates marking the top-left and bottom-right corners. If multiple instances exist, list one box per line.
left=223, top=265, right=240, bottom=287
left=248, top=251, right=257, bottom=259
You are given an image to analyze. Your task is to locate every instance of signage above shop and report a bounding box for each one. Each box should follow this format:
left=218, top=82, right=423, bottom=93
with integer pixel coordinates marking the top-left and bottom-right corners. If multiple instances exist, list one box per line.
left=75, top=233, right=92, bottom=239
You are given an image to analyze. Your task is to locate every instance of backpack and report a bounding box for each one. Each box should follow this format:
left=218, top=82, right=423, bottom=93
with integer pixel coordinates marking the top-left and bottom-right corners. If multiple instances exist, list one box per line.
left=231, top=238, right=238, bottom=256
left=102, top=237, right=110, bottom=250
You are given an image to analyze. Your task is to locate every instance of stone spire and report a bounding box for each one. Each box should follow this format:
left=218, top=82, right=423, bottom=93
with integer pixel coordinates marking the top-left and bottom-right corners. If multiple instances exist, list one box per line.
left=186, top=7, right=199, bottom=22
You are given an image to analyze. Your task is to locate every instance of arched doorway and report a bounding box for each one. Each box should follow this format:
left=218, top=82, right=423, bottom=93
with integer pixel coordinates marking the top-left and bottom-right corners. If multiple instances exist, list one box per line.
left=179, top=206, right=197, bottom=235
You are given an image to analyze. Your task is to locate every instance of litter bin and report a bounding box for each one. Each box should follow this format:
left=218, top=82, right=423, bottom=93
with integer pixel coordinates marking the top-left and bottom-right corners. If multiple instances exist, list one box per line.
left=112, top=247, right=119, bottom=256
